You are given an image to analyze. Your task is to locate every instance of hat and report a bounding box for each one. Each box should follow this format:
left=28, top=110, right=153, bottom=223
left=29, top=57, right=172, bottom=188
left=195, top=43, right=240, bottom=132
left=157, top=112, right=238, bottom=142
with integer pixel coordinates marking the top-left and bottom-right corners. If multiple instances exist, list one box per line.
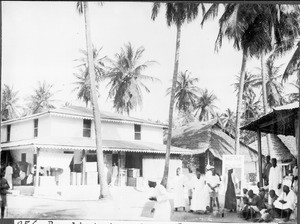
left=282, top=179, right=292, bottom=188
left=206, top=164, right=214, bottom=170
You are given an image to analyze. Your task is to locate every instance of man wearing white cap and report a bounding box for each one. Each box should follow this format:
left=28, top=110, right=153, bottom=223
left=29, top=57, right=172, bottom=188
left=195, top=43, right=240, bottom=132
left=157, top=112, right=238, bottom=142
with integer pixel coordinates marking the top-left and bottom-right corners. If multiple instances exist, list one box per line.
left=273, top=179, right=297, bottom=222
left=268, top=158, right=283, bottom=204
left=205, top=165, right=220, bottom=212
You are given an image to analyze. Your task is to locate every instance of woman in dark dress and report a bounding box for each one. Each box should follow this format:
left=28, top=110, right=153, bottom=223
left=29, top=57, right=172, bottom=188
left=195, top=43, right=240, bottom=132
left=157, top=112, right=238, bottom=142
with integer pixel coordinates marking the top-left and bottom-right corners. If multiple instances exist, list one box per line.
left=224, top=169, right=237, bottom=212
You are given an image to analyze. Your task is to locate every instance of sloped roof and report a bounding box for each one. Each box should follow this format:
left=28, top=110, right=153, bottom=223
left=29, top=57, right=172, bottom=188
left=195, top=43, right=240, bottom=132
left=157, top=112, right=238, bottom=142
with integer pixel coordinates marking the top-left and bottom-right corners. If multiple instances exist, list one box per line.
left=1, top=106, right=167, bottom=128
left=249, top=134, right=295, bottom=161
left=1, top=137, right=191, bottom=155
left=241, top=103, right=298, bottom=136
left=171, top=119, right=258, bottom=162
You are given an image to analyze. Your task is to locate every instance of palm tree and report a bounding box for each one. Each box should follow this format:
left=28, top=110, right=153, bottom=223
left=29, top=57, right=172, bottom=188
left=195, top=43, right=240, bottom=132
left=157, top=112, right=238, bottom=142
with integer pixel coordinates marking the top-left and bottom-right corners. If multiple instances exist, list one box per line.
left=194, top=89, right=218, bottom=122
left=220, top=108, right=236, bottom=136
left=73, top=48, right=106, bottom=107
left=242, top=94, right=262, bottom=121
left=201, top=4, right=283, bottom=154
left=166, top=70, right=200, bottom=113
left=1, top=85, right=20, bottom=121
left=233, top=72, right=258, bottom=101
left=151, top=2, right=202, bottom=187
left=76, top=2, right=109, bottom=198
left=105, top=42, right=158, bottom=115
left=27, top=81, right=55, bottom=114
left=255, top=57, right=286, bottom=107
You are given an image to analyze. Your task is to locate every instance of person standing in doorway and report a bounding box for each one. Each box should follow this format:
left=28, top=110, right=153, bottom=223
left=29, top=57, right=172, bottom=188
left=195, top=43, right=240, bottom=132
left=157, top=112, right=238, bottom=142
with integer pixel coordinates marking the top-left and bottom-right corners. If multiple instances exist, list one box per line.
left=173, top=167, right=186, bottom=211
left=0, top=172, right=10, bottom=219
left=224, top=168, right=237, bottom=212
left=4, top=162, right=13, bottom=190
left=268, top=158, right=283, bottom=204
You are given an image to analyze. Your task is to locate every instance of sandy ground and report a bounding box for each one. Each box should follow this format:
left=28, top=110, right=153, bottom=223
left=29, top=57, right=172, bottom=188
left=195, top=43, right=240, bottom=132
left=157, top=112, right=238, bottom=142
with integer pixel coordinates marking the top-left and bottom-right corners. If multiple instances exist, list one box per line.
left=2, top=187, right=295, bottom=223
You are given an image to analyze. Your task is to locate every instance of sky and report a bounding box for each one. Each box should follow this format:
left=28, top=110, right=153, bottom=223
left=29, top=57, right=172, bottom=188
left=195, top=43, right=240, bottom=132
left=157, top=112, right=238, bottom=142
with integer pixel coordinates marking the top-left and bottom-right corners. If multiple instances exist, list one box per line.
left=2, top=2, right=297, bottom=123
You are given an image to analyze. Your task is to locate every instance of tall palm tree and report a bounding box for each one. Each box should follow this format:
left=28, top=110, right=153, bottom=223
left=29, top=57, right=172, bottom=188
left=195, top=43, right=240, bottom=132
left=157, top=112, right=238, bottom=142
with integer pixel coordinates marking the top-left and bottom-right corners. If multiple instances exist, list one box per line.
left=255, top=57, right=286, bottom=107
left=27, top=81, right=55, bottom=114
left=201, top=4, right=281, bottom=154
left=1, top=84, right=20, bottom=121
left=105, top=42, right=158, bottom=115
left=151, top=2, right=202, bottom=187
left=73, top=48, right=106, bottom=107
left=194, top=89, right=218, bottom=122
left=166, top=70, right=200, bottom=113
left=76, top=2, right=109, bottom=198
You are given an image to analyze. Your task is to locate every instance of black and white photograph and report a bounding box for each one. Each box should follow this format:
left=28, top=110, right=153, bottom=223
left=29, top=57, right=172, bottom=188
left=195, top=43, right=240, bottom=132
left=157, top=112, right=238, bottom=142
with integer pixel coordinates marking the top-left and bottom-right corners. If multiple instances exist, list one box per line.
left=1, top=1, right=300, bottom=223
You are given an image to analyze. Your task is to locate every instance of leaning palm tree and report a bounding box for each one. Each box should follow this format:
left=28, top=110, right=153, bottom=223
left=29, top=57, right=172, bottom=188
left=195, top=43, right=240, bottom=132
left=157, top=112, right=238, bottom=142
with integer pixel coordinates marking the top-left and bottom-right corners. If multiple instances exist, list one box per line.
left=76, top=2, right=109, bottom=198
left=73, top=48, right=106, bottom=107
left=105, top=42, right=158, bottom=115
left=151, top=2, right=202, bottom=187
left=194, top=88, right=218, bottom=121
left=27, top=81, right=55, bottom=114
left=1, top=84, right=20, bottom=121
left=166, top=70, right=200, bottom=113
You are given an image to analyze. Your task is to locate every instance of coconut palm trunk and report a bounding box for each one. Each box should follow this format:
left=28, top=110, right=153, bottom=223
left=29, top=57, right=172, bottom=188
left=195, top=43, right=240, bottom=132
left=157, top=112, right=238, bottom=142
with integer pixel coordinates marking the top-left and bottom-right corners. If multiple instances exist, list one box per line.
left=260, top=51, right=271, bottom=155
left=235, top=51, right=248, bottom=154
left=83, top=2, right=109, bottom=198
left=161, top=23, right=181, bottom=188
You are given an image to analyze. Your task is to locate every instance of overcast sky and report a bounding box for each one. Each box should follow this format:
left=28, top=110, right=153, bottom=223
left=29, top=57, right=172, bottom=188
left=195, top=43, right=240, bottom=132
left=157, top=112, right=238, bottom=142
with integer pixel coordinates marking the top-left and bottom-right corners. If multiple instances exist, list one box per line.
left=2, top=2, right=296, bottom=122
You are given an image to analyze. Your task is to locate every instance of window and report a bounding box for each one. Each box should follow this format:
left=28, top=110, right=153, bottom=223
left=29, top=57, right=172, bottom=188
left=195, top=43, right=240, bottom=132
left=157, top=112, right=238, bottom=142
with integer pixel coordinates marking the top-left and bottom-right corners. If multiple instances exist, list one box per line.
left=6, top=125, right=11, bottom=142
left=83, top=119, right=91, bottom=137
left=134, top=124, right=141, bottom=140
left=21, top=153, right=26, bottom=162
left=34, top=119, right=38, bottom=137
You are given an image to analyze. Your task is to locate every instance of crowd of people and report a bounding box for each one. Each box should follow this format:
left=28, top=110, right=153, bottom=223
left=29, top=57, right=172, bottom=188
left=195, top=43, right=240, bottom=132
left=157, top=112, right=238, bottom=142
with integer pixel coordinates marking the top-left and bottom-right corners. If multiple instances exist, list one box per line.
left=148, top=156, right=298, bottom=222
left=238, top=156, right=298, bottom=222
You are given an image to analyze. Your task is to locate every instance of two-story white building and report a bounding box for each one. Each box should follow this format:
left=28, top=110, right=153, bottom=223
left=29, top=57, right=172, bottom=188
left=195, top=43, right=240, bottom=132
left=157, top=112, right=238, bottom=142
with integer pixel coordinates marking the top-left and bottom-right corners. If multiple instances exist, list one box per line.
left=1, top=106, right=191, bottom=191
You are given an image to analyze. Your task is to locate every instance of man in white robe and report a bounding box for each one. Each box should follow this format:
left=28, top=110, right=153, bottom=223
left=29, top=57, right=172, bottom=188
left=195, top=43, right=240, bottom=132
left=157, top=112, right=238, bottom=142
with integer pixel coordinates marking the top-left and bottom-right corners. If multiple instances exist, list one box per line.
left=190, top=169, right=209, bottom=212
left=273, top=179, right=297, bottom=222
left=173, top=167, right=186, bottom=211
left=268, top=158, right=282, bottom=204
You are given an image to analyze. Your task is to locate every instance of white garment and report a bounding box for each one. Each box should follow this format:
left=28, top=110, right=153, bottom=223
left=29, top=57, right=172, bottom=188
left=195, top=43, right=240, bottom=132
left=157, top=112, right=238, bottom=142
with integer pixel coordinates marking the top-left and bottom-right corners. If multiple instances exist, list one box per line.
left=274, top=190, right=297, bottom=210
left=153, top=184, right=171, bottom=221
left=293, top=166, right=298, bottom=177
left=4, top=166, right=13, bottom=189
left=206, top=174, right=220, bottom=193
left=268, top=165, right=283, bottom=196
left=190, top=175, right=209, bottom=211
left=173, top=175, right=186, bottom=208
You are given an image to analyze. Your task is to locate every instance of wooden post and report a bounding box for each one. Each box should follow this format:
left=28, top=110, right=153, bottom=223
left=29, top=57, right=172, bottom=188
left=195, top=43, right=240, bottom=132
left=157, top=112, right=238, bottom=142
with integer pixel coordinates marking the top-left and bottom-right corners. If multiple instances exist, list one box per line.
left=257, top=130, right=263, bottom=185
left=297, top=98, right=300, bottom=224
left=118, top=152, right=121, bottom=186
left=35, top=147, right=40, bottom=188
left=81, top=150, right=86, bottom=185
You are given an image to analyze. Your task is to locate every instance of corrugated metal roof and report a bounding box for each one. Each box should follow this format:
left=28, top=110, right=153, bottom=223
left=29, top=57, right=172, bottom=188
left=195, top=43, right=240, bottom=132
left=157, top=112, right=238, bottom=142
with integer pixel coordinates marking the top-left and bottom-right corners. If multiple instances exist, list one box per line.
left=1, top=137, right=192, bottom=155
left=171, top=119, right=258, bottom=162
left=241, top=103, right=298, bottom=136
left=1, top=106, right=168, bottom=128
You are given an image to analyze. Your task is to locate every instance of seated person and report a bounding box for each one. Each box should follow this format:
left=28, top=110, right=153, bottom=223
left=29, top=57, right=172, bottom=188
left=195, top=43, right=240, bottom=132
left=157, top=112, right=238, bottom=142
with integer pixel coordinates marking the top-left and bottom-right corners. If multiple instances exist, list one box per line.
left=273, top=179, right=296, bottom=222
left=265, top=189, right=278, bottom=209
left=242, top=189, right=265, bottom=220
